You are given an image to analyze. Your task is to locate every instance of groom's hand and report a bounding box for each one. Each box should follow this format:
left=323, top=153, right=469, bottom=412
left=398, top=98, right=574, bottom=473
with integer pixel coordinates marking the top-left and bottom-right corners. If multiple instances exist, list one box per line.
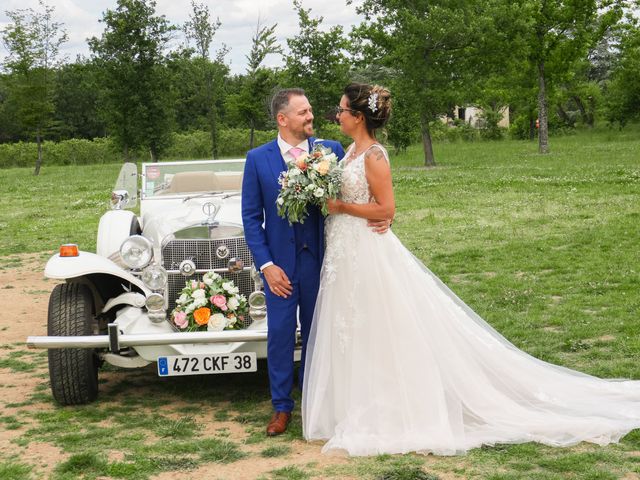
left=368, top=218, right=392, bottom=234
left=263, top=265, right=293, bottom=298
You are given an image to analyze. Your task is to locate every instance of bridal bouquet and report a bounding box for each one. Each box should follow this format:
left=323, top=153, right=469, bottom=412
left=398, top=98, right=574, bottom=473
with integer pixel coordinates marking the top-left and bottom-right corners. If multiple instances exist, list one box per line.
left=171, top=271, right=248, bottom=332
left=277, top=144, right=342, bottom=224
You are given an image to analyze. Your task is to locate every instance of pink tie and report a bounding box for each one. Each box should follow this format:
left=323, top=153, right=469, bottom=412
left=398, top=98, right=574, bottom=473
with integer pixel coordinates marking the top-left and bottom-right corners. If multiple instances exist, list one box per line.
left=289, top=147, right=305, bottom=160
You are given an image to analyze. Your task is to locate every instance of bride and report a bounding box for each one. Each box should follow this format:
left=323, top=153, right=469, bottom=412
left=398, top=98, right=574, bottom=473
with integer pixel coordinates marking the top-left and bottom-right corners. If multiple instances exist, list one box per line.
left=301, top=83, right=640, bottom=456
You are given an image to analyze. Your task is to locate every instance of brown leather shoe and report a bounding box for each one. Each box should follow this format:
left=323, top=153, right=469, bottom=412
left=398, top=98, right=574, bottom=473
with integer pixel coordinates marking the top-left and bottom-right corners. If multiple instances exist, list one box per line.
left=266, top=411, right=291, bottom=436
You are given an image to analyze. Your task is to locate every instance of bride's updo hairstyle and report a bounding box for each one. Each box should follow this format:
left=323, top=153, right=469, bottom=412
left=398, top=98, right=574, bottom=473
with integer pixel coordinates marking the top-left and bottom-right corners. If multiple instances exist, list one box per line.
left=344, top=83, right=392, bottom=136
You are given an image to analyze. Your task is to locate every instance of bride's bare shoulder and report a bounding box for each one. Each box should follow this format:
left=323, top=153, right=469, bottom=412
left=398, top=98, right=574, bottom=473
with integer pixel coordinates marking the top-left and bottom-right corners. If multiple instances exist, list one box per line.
left=364, top=144, right=389, bottom=164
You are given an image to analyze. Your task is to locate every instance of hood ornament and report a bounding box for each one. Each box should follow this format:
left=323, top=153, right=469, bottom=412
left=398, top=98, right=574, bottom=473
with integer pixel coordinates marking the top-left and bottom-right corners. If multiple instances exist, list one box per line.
left=202, top=202, right=221, bottom=225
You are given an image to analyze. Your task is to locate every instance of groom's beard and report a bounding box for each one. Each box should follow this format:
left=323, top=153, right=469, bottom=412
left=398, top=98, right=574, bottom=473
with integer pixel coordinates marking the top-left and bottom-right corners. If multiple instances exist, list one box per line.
left=300, top=121, right=314, bottom=140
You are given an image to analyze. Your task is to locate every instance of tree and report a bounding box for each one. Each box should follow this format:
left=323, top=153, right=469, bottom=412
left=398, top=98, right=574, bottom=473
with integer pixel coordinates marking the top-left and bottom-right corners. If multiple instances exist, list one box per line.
left=226, top=19, right=282, bottom=149
left=181, top=1, right=228, bottom=158
left=52, top=58, right=105, bottom=140
left=285, top=0, right=350, bottom=132
left=89, top=0, right=175, bottom=161
left=352, top=0, right=495, bottom=166
left=1, top=0, right=67, bottom=174
left=606, top=17, right=640, bottom=125
left=523, top=0, right=627, bottom=152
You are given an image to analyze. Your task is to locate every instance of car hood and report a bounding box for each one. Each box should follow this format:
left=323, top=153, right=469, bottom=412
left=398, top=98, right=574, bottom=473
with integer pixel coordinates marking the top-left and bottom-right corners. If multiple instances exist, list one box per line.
left=140, top=196, right=244, bottom=246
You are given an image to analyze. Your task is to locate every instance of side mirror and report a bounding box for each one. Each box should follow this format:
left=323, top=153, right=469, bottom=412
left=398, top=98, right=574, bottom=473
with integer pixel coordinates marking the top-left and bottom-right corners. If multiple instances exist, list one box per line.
left=111, top=189, right=130, bottom=210
left=112, top=163, right=138, bottom=210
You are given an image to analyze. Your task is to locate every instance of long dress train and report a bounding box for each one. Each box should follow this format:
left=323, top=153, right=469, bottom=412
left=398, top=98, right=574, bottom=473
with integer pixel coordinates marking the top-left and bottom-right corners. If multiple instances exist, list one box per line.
left=301, top=144, right=640, bottom=456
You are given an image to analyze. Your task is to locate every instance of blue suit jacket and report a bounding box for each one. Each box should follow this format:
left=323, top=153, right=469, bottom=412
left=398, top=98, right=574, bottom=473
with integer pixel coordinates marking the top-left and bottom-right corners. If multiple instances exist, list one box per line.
left=241, top=137, right=345, bottom=279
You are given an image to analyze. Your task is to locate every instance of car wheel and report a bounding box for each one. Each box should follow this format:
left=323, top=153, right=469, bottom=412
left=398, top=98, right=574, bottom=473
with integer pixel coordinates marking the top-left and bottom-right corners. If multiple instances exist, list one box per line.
left=130, top=216, right=141, bottom=235
left=47, top=283, right=100, bottom=405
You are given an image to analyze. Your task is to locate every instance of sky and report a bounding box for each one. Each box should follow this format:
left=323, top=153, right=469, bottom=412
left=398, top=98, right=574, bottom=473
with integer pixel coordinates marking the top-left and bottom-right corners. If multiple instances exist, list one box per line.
left=0, top=0, right=364, bottom=74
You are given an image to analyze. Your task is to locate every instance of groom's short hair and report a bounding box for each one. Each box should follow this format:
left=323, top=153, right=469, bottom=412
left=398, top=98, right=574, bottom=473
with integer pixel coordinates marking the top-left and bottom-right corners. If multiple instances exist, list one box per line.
left=271, top=88, right=306, bottom=120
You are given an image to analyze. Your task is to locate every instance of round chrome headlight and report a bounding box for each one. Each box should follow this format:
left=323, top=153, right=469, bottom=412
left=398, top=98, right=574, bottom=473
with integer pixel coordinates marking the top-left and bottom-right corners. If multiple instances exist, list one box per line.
left=249, top=290, right=267, bottom=321
left=248, top=291, right=266, bottom=308
left=120, top=235, right=153, bottom=269
left=141, top=264, right=168, bottom=290
left=145, top=292, right=165, bottom=311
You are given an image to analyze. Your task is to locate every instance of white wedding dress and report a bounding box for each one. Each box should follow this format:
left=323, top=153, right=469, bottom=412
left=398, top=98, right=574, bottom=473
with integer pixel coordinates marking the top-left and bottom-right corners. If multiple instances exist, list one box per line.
left=302, top=144, right=640, bottom=456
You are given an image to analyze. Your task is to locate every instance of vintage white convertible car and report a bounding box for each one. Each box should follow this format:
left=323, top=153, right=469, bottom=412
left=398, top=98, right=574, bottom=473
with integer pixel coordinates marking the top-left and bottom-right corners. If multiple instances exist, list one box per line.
left=27, top=160, right=275, bottom=405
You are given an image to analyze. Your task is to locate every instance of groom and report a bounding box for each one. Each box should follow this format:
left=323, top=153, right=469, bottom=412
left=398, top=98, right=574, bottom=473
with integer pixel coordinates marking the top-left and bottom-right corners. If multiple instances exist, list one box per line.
left=241, top=88, right=387, bottom=436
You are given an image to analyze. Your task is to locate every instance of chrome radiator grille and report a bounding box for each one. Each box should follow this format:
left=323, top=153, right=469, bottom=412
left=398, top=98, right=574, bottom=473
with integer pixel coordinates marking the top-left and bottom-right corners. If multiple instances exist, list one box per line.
left=162, top=238, right=255, bottom=328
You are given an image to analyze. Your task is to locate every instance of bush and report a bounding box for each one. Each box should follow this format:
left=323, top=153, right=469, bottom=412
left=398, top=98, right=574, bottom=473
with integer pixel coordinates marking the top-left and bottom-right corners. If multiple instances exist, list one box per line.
left=0, top=129, right=283, bottom=168
left=0, top=137, right=120, bottom=168
left=429, top=119, right=480, bottom=143
left=315, top=123, right=350, bottom=149
left=477, top=108, right=506, bottom=140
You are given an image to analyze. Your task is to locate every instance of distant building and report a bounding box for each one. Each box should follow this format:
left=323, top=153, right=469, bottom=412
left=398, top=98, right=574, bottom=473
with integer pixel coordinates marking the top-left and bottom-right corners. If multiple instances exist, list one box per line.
left=443, top=106, right=510, bottom=128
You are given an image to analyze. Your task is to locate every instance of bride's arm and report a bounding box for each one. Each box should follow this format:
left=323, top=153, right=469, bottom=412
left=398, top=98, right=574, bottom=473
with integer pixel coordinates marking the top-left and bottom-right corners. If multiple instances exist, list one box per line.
left=327, top=147, right=395, bottom=220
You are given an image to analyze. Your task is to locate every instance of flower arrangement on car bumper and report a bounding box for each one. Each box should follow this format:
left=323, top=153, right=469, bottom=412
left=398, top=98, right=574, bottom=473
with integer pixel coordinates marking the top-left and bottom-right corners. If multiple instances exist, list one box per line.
left=171, top=271, right=248, bottom=331
left=276, top=144, right=342, bottom=224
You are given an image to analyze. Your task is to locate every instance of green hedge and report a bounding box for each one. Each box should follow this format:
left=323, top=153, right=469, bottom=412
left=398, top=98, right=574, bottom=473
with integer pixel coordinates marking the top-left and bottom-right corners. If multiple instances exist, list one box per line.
left=0, top=137, right=120, bottom=168
left=164, top=128, right=278, bottom=159
left=0, top=126, right=354, bottom=169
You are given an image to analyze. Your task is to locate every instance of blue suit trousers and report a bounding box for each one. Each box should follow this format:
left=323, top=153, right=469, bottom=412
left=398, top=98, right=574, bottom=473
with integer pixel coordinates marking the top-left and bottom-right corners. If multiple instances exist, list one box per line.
left=265, top=249, right=321, bottom=413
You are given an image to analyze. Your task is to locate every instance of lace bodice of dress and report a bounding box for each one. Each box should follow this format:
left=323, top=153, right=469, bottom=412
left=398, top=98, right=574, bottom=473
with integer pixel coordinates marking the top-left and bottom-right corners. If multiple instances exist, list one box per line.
left=322, top=144, right=390, bottom=287
left=338, top=143, right=389, bottom=204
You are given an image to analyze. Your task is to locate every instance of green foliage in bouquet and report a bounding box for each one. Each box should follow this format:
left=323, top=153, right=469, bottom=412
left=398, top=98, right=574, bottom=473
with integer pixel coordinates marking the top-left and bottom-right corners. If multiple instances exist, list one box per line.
left=276, top=144, right=342, bottom=224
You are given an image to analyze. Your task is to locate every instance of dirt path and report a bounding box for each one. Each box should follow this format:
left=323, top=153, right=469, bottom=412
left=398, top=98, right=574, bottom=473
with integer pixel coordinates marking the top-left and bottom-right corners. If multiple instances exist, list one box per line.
left=0, top=254, right=411, bottom=480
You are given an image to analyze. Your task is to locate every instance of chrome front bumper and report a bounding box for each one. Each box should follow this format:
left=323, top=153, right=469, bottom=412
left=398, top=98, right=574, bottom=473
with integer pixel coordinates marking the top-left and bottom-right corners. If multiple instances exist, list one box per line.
left=27, top=324, right=268, bottom=351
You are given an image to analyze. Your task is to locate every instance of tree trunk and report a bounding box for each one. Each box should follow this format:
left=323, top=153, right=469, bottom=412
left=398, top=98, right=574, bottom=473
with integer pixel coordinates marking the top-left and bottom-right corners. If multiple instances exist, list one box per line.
left=556, top=103, right=572, bottom=126
left=34, top=133, right=43, bottom=176
left=249, top=119, right=255, bottom=151
left=205, top=69, right=219, bottom=159
left=572, top=95, right=593, bottom=128
left=529, top=112, right=536, bottom=141
left=420, top=116, right=436, bottom=167
left=209, top=109, right=218, bottom=159
left=537, top=59, right=549, bottom=154
left=123, top=144, right=130, bottom=162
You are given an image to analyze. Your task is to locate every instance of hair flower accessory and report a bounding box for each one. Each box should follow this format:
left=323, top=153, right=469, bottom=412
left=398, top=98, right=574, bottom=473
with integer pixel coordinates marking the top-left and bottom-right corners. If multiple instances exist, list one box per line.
left=368, top=92, right=379, bottom=113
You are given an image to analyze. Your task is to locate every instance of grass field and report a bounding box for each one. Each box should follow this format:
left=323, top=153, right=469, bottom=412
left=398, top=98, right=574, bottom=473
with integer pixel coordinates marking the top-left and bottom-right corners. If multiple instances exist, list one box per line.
left=0, top=126, right=639, bottom=479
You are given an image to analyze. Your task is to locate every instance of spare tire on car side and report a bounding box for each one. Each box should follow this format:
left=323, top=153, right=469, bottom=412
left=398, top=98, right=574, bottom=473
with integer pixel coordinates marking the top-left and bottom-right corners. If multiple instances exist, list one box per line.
left=47, top=283, right=99, bottom=405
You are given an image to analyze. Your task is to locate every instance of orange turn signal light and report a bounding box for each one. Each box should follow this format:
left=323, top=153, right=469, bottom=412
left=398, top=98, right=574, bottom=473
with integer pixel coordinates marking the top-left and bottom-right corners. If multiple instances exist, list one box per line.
left=60, top=244, right=79, bottom=257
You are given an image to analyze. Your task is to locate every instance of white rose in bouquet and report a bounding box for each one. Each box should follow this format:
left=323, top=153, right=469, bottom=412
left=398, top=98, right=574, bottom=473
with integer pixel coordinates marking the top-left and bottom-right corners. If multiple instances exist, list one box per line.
left=208, top=313, right=227, bottom=331
left=227, top=296, right=240, bottom=311
left=177, top=293, right=189, bottom=305
left=222, top=281, right=239, bottom=294
left=192, top=289, right=206, bottom=299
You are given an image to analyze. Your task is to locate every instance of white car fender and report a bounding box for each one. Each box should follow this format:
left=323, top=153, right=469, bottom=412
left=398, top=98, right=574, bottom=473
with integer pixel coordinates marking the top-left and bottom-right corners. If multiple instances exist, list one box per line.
left=97, top=210, right=139, bottom=258
left=45, top=251, right=151, bottom=296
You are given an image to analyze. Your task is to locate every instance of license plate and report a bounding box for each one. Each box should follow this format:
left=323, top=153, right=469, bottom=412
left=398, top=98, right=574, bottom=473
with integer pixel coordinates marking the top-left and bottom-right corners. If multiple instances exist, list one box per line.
left=157, top=353, right=257, bottom=377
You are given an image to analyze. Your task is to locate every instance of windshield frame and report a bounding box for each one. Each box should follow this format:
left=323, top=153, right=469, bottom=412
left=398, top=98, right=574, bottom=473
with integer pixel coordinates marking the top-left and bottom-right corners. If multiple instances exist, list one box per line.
left=141, top=159, right=246, bottom=200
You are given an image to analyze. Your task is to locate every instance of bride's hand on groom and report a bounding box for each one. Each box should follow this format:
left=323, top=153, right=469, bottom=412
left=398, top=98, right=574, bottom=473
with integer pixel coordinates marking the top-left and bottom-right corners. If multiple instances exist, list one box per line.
left=263, top=265, right=293, bottom=298
left=368, top=218, right=392, bottom=234
left=327, top=198, right=342, bottom=214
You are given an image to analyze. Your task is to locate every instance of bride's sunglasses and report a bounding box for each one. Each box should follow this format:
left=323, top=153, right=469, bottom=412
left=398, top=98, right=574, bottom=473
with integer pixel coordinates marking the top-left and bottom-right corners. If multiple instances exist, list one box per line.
left=335, top=106, right=358, bottom=115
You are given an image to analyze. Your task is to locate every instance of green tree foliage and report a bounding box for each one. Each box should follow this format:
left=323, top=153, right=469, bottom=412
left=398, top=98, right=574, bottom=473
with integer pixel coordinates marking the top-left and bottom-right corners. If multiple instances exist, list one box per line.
left=606, top=18, right=640, bottom=125
left=52, top=59, right=105, bottom=140
left=226, top=20, right=282, bottom=149
left=353, top=0, right=495, bottom=166
left=519, top=0, right=627, bottom=153
left=89, top=0, right=175, bottom=161
left=1, top=0, right=67, bottom=174
left=181, top=1, right=228, bottom=158
left=285, top=0, right=350, bottom=130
